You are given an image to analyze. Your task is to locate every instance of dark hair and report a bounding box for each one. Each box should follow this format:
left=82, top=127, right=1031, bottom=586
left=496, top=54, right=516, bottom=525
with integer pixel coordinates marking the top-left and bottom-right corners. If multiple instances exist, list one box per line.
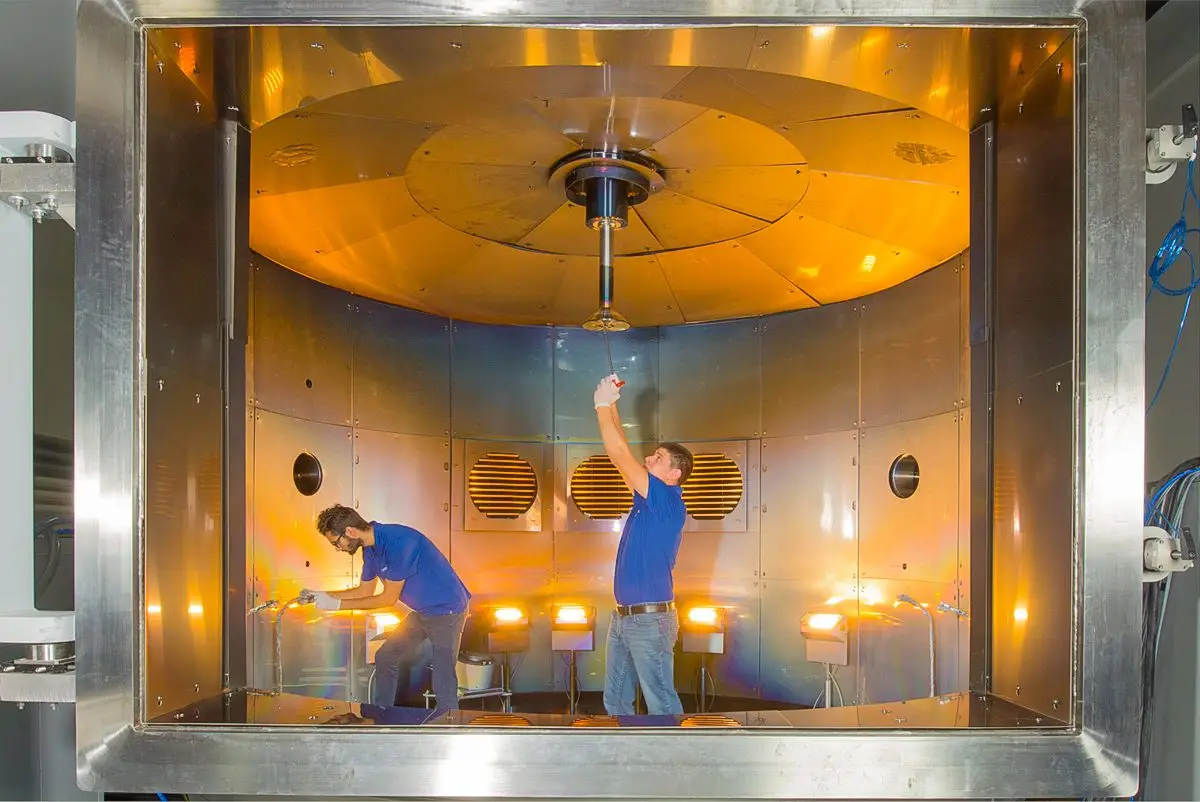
left=316, top=504, right=369, bottom=538
left=660, top=442, right=694, bottom=485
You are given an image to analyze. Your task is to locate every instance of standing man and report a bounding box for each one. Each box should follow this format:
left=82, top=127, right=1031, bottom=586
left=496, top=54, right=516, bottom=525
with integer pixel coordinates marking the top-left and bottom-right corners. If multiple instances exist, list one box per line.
left=306, top=504, right=471, bottom=710
left=593, top=373, right=693, bottom=716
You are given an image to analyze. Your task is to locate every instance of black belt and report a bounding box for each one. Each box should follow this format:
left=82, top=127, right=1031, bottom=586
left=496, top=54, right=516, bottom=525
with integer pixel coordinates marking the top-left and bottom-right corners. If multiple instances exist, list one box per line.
left=616, top=601, right=676, bottom=616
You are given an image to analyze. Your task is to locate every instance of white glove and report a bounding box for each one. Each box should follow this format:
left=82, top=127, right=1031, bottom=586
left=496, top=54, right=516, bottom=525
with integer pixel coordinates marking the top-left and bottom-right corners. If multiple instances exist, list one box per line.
left=313, top=591, right=341, bottom=612
left=593, top=374, right=622, bottom=408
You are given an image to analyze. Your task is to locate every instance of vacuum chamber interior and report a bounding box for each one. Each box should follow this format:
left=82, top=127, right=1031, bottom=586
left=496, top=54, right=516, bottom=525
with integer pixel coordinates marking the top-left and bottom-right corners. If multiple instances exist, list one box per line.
left=139, top=22, right=1077, bottom=730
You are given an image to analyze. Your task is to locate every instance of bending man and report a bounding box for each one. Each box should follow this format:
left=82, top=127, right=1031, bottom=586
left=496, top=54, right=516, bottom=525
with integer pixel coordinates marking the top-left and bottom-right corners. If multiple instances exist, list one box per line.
left=308, top=504, right=471, bottom=710
left=593, top=373, right=693, bottom=716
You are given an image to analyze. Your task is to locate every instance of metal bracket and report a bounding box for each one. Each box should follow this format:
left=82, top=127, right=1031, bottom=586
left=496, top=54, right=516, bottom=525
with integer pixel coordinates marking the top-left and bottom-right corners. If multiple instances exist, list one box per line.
left=1143, top=525, right=1195, bottom=582
left=1145, top=104, right=1199, bottom=186
left=0, top=111, right=76, bottom=228
left=0, top=162, right=75, bottom=227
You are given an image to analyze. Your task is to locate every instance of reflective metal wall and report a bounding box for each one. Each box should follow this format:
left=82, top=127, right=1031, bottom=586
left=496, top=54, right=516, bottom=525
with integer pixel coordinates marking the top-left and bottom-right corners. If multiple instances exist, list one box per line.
left=144, top=34, right=225, bottom=714
left=990, top=38, right=1075, bottom=718
left=244, top=249, right=970, bottom=707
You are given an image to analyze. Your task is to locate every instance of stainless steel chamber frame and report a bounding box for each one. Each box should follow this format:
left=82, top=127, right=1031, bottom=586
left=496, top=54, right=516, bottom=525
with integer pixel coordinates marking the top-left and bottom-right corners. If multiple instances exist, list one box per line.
left=74, top=0, right=1144, bottom=797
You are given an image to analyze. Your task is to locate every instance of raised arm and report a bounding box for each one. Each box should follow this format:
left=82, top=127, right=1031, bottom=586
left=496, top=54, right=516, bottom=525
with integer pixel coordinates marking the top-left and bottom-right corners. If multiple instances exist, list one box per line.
left=594, top=375, right=650, bottom=498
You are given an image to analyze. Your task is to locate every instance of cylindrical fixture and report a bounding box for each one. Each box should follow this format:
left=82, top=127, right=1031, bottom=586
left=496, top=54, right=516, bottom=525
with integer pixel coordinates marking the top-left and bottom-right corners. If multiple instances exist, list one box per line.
left=26, top=642, right=73, bottom=663
left=824, top=666, right=832, bottom=709
left=699, top=655, right=708, bottom=714
left=584, top=176, right=629, bottom=230
left=598, top=222, right=615, bottom=313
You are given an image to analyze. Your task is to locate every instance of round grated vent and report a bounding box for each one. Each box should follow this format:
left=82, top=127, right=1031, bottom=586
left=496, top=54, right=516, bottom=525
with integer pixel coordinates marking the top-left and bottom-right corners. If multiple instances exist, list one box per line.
left=682, top=454, right=744, bottom=520
left=570, top=455, right=633, bottom=520
left=467, top=453, right=538, bottom=519
left=468, top=713, right=532, bottom=727
left=680, top=714, right=742, bottom=727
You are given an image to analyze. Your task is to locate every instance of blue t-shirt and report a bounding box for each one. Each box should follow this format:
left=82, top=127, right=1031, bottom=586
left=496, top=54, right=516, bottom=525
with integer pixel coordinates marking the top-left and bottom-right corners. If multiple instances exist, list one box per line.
left=613, top=475, right=686, bottom=606
left=361, top=523, right=471, bottom=616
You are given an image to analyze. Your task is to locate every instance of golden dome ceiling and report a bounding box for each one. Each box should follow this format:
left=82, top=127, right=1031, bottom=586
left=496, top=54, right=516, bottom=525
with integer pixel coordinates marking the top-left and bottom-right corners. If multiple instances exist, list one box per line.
left=235, top=25, right=1063, bottom=326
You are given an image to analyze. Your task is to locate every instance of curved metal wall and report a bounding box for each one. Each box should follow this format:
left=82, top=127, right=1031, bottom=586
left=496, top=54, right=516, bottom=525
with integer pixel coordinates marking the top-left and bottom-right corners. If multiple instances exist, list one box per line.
left=246, top=250, right=969, bottom=706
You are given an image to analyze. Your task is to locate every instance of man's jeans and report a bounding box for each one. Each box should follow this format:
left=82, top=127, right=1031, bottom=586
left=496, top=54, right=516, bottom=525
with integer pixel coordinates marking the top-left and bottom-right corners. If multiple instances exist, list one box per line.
left=603, top=609, right=684, bottom=715
left=372, top=610, right=467, bottom=710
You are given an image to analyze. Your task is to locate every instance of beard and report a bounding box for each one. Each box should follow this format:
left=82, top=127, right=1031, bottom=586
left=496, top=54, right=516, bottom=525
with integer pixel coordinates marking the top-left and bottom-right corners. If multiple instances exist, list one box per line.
left=342, top=537, right=363, bottom=555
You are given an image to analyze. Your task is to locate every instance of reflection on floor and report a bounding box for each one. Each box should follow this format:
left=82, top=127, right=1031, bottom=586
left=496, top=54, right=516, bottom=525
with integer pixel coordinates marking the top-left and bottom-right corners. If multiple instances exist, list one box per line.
left=151, top=689, right=1066, bottom=729
left=461, top=691, right=804, bottom=716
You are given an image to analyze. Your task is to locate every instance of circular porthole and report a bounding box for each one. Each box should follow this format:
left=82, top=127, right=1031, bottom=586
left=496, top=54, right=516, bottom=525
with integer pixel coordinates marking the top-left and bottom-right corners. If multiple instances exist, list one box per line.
left=888, top=453, right=920, bottom=499
left=467, top=453, right=538, bottom=519
left=293, top=452, right=323, bottom=496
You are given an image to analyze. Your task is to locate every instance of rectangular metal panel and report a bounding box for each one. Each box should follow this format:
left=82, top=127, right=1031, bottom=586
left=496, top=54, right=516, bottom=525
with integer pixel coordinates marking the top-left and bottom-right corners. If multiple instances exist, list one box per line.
left=994, top=44, right=1075, bottom=386
left=859, top=412, right=960, bottom=584
left=759, top=577, right=856, bottom=706
left=860, top=260, right=963, bottom=428
left=676, top=586, right=761, bottom=699
left=659, top=320, right=760, bottom=442
left=761, top=303, right=859, bottom=438
left=145, top=365, right=224, bottom=713
left=353, top=430, right=451, bottom=556
left=559, top=442, right=644, bottom=533
left=451, top=321, right=552, bottom=440
left=144, top=36, right=222, bottom=381
left=760, top=432, right=858, bottom=584
left=956, top=406, right=971, bottom=693
left=856, top=578, right=965, bottom=705
left=252, top=258, right=352, bottom=426
left=991, top=362, right=1072, bottom=717
left=545, top=587, right=611, bottom=693
left=678, top=439, right=753, bottom=534
left=220, top=113, right=252, bottom=693
left=249, top=410, right=354, bottom=607
left=75, top=6, right=1143, bottom=802
left=968, top=124, right=996, bottom=692
left=459, top=440, right=548, bottom=532
left=553, top=326, right=659, bottom=443
left=352, top=300, right=450, bottom=436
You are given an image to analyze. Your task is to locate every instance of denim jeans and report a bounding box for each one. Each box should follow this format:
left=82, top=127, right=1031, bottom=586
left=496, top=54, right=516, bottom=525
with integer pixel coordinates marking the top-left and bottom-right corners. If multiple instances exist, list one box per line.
left=372, top=610, right=467, bottom=710
left=603, top=609, right=683, bottom=716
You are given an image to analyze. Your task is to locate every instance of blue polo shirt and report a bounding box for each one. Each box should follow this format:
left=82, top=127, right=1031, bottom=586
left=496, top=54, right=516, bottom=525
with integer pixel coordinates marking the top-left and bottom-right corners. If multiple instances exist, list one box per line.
left=361, top=523, right=471, bottom=616
left=613, top=475, right=686, bottom=606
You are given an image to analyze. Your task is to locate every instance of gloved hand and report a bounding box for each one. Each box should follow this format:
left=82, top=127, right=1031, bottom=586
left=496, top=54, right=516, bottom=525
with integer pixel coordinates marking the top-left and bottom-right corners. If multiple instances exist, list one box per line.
left=312, top=591, right=342, bottom=612
left=594, top=374, right=622, bottom=408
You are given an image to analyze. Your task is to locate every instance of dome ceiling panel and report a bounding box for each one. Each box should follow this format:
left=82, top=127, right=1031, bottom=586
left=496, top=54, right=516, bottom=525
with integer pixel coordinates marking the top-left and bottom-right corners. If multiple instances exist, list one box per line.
left=245, top=25, right=997, bottom=327
left=526, top=96, right=706, bottom=153
left=402, top=162, right=551, bottom=215
left=661, top=165, right=811, bottom=221
left=549, top=253, right=687, bottom=328
left=738, top=214, right=933, bottom=305
left=251, top=112, right=439, bottom=196
left=320, top=27, right=762, bottom=84
left=249, top=175, right=426, bottom=264
left=520, top=201, right=663, bottom=257
left=642, top=108, right=806, bottom=169
left=312, top=65, right=693, bottom=127
left=309, top=216, right=486, bottom=311
left=663, top=68, right=907, bottom=127
left=744, top=26, right=972, bottom=129
left=657, top=243, right=818, bottom=322
left=796, top=170, right=968, bottom=263
left=634, top=190, right=775, bottom=249
left=782, top=109, right=968, bottom=187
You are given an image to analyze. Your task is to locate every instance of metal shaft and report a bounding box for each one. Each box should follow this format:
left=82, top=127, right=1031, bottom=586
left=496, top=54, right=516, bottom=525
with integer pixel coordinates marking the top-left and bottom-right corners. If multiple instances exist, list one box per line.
left=599, top=220, right=616, bottom=375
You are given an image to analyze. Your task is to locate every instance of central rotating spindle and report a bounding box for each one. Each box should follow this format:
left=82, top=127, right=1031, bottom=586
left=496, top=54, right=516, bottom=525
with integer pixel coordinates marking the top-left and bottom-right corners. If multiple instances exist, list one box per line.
left=565, top=160, right=653, bottom=334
